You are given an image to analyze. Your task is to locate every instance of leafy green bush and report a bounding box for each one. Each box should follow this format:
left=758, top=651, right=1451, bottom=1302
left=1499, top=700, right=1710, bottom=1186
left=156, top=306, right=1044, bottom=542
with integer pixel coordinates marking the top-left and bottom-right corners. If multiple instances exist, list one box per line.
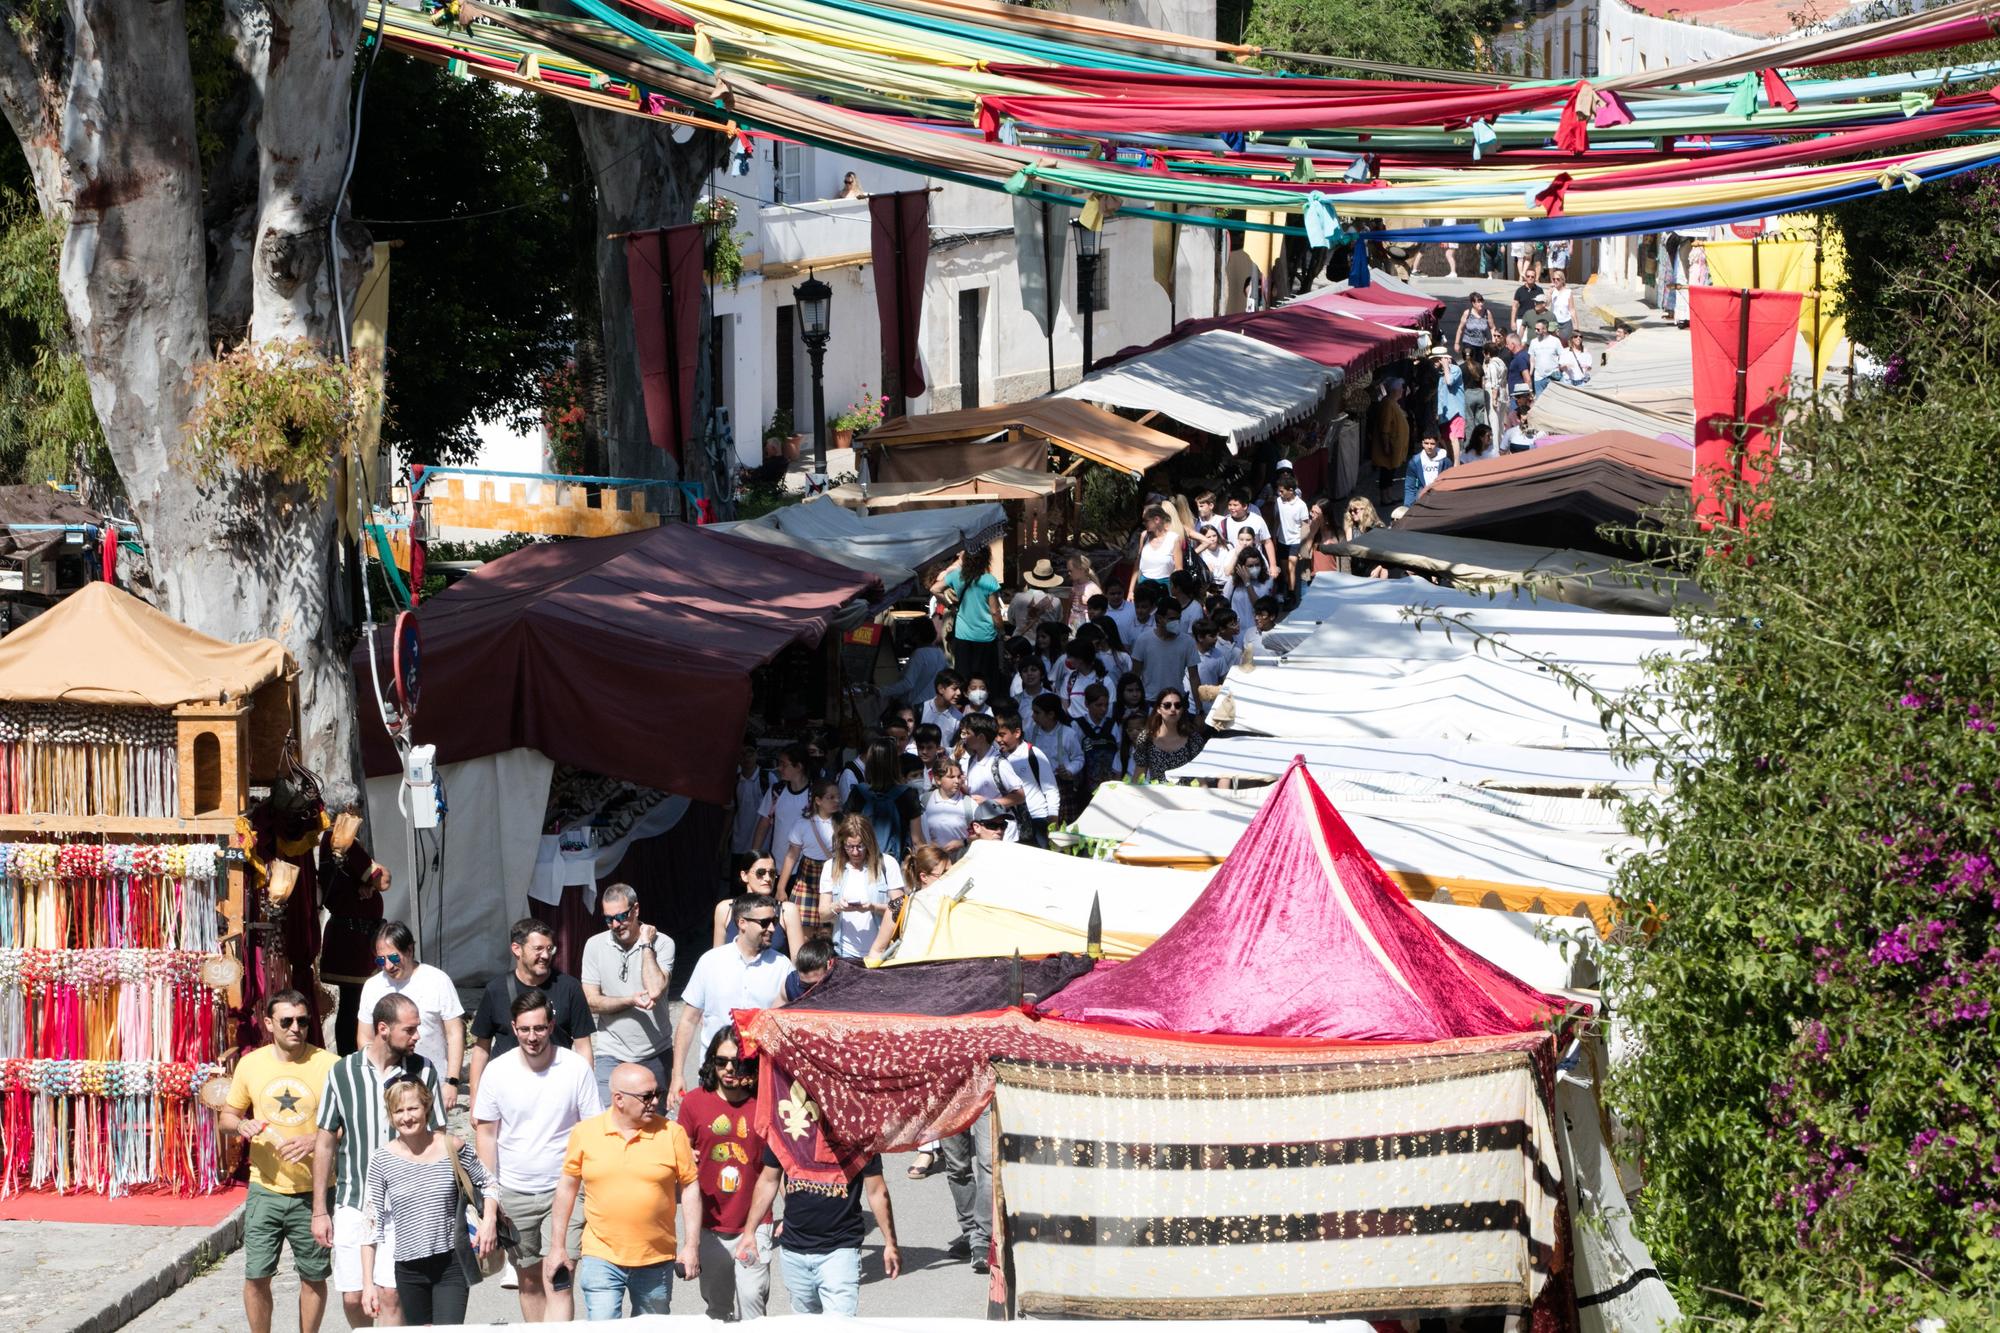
left=184, top=339, right=379, bottom=497
left=1604, top=220, right=2000, bottom=1326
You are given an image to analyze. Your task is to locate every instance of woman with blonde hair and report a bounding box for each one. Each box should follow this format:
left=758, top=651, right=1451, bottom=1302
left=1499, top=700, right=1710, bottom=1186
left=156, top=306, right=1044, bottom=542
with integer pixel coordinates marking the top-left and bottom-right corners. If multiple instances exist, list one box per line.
left=1063, top=552, right=1101, bottom=628
left=866, top=843, right=950, bottom=962
left=1338, top=496, right=1391, bottom=580
left=360, top=1079, right=497, bottom=1326
left=826, top=813, right=901, bottom=960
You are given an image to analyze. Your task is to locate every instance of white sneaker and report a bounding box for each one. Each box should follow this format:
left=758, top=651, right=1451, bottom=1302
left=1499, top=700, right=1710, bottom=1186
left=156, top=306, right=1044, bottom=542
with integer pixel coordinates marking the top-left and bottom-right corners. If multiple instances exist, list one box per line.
left=502, top=1258, right=520, bottom=1290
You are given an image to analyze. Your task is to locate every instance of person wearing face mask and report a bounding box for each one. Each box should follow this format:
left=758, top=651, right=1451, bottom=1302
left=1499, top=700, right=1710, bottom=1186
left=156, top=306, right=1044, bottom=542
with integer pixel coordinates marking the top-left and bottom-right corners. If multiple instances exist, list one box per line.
left=961, top=676, right=994, bottom=716
left=1218, top=533, right=1276, bottom=639
left=1130, top=604, right=1202, bottom=711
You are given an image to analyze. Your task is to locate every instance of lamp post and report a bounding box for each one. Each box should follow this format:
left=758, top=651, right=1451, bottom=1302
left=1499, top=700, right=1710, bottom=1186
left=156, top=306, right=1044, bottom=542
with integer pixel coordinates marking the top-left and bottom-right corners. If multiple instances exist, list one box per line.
left=794, top=271, right=833, bottom=470
left=1073, top=222, right=1102, bottom=376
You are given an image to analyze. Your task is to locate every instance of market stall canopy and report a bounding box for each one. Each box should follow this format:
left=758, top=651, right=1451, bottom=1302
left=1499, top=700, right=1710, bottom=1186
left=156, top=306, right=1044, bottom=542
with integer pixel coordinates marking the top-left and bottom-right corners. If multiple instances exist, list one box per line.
left=1056, top=330, right=1336, bottom=452
left=1097, top=298, right=1417, bottom=378
left=1261, top=567, right=1613, bottom=653
left=886, top=836, right=1599, bottom=990
left=0, top=581, right=291, bottom=707
left=1323, top=529, right=1698, bottom=614
left=0, top=485, right=113, bottom=560
left=1527, top=382, right=1692, bottom=439
left=716, top=495, right=1005, bottom=599
left=1297, top=285, right=1436, bottom=329
left=353, top=524, right=880, bottom=805
left=1398, top=430, right=1694, bottom=553
left=865, top=398, right=1188, bottom=479
left=826, top=468, right=1073, bottom=515
left=1176, top=734, right=1657, bottom=791
left=1038, top=760, right=1570, bottom=1041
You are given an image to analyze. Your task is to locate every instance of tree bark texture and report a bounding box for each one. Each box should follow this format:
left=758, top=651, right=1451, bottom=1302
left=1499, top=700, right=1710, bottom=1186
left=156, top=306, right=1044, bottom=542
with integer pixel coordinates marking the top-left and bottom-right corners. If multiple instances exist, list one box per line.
left=570, top=106, right=719, bottom=498
left=0, top=0, right=370, bottom=804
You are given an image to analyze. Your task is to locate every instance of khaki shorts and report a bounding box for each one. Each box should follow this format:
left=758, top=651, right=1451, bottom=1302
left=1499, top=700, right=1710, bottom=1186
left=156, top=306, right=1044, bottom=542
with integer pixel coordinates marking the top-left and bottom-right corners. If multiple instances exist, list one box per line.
left=497, top=1184, right=582, bottom=1267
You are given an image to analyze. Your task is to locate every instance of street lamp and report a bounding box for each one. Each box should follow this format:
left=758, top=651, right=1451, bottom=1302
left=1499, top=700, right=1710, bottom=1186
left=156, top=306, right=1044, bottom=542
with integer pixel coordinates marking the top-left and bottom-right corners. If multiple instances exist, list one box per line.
left=794, top=272, right=833, bottom=470
left=1074, top=222, right=1103, bottom=376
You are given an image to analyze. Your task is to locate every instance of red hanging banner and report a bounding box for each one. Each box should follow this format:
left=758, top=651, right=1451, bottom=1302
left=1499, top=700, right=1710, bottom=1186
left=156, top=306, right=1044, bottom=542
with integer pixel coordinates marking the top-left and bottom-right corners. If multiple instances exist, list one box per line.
left=1687, top=285, right=1803, bottom=529
left=625, top=224, right=706, bottom=459
left=869, top=190, right=930, bottom=401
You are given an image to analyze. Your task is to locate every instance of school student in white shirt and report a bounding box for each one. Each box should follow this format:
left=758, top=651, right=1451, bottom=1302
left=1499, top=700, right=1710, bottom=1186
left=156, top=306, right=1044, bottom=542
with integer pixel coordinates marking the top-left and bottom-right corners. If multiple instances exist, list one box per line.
left=750, top=744, right=812, bottom=860
left=995, top=711, right=1062, bottom=849
left=956, top=714, right=1024, bottom=842
left=920, top=669, right=966, bottom=749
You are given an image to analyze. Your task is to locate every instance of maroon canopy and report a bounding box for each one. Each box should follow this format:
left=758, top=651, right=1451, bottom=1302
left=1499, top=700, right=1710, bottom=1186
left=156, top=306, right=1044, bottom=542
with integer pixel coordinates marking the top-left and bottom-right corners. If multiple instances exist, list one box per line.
left=1038, top=759, right=1568, bottom=1042
left=1098, top=300, right=1416, bottom=378
left=355, top=525, right=879, bottom=804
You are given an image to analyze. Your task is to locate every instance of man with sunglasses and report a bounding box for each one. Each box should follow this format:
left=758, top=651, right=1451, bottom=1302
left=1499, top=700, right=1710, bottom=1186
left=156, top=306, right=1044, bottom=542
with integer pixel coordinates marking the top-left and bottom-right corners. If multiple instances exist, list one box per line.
left=312, top=994, right=445, bottom=1328
left=468, top=917, right=596, bottom=1108
left=355, top=920, right=465, bottom=1110
left=580, top=883, right=675, bottom=1108
left=678, top=1029, right=773, bottom=1319
left=668, top=894, right=795, bottom=1106
left=223, top=989, right=339, bottom=1333
left=549, top=1062, right=702, bottom=1318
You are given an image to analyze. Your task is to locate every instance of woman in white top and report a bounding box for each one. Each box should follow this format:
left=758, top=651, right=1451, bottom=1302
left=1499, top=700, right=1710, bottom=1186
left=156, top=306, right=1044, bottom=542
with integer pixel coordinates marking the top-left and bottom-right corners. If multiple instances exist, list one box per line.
left=776, top=780, right=840, bottom=904
left=920, top=758, right=979, bottom=856
left=1125, top=505, right=1183, bottom=600
left=826, top=814, right=900, bottom=960
left=866, top=843, right=950, bottom=961
left=1558, top=331, right=1592, bottom=386
left=1064, top=553, right=1102, bottom=628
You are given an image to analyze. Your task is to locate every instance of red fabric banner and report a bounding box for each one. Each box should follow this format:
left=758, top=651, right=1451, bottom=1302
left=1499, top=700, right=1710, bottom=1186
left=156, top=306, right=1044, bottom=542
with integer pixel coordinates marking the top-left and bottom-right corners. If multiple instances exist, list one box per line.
left=868, top=190, right=930, bottom=399
left=624, top=224, right=706, bottom=458
left=1687, top=285, right=1803, bottom=528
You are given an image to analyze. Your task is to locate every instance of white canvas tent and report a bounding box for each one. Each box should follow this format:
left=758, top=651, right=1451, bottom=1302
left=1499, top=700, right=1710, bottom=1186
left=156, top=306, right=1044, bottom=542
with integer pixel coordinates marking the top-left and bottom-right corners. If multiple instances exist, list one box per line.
left=1174, top=734, right=1658, bottom=791
left=715, top=496, right=1005, bottom=601
left=1056, top=330, right=1335, bottom=451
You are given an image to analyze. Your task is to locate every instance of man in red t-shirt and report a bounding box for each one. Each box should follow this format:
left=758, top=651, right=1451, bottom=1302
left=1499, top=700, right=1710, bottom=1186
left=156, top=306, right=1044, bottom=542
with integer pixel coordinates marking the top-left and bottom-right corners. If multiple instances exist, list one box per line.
left=676, top=1028, right=771, bottom=1319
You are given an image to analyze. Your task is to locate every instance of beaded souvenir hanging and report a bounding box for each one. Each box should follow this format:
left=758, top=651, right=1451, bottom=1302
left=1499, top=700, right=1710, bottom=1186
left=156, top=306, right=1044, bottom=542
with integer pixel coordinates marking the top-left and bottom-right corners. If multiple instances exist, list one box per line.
left=0, top=842, right=220, bottom=952
left=0, top=705, right=178, bottom=819
left=0, top=1059, right=227, bottom=1196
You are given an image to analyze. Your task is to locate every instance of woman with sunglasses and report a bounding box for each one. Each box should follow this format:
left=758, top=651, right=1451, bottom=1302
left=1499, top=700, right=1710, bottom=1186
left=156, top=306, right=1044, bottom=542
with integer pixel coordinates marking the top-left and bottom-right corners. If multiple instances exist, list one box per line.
left=712, top=854, right=800, bottom=960
left=825, top=815, right=900, bottom=961
left=1134, top=687, right=1205, bottom=781
left=360, top=1079, right=497, bottom=1326
left=776, top=780, right=842, bottom=944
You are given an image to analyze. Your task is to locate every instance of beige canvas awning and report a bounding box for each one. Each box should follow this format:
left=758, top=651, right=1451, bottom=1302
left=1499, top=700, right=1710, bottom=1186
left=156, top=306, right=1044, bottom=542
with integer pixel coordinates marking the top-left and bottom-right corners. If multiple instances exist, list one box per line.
left=866, top=398, right=1189, bottom=479
left=827, top=467, right=1074, bottom=515
left=1326, top=529, right=1704, bottom=615
left=0, top=581, right=292, bottom=707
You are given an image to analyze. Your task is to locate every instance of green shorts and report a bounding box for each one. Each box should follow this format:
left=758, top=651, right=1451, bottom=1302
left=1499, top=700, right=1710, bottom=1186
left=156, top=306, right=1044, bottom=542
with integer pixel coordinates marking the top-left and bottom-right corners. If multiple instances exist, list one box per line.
left=244, top=1183, right=331, bottom=1282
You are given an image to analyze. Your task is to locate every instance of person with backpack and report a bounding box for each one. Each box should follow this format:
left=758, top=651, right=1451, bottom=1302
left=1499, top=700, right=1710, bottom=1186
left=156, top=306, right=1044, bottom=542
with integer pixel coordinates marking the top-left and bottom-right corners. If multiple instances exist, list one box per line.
left=994, top=711, right=1061, bottom=849
left=842, top=741, right=921, bottom=862
left=1074, top=683, right=1121, bottom=793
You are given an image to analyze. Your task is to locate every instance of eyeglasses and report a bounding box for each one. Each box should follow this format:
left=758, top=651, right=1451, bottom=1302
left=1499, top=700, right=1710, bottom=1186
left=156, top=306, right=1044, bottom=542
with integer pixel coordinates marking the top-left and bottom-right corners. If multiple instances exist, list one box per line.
left=1158, top=702, right=1183, bottom=711
left=272, top=1015, right=309, bottom=1030
left=743, top=916, right=778, bottom=930
left=618, top=1088, right=661, bottom=1104
left=975, top=818, right=1010, bottom=830
left=748, top=867, right=776, bottom=880
left=603, top=908, right=638, bottom=925
left=716, top=1055, right=751, bottom=1070
left=374, top=953, right=402, bottom=968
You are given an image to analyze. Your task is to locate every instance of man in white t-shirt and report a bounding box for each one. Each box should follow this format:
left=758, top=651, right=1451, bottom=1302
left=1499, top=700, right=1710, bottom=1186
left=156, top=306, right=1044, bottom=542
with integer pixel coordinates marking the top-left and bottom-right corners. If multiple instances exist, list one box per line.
left=578, top=883, right=675, bottom=1106
left=1222, top=491, right=1277, bottom=572
left=668, top=895, right=795, bottom=1102
left=751, top=744, right=811, bottom=859
left=995, top=712, right=1061, bottom=849
left=1273, top=475, right=1311, bottom=605
left=473, top=988, right=602, bottom=1324
left=356, top=921, right=465, bottom=1109
left=1528, top=319, right=1563, bottom=396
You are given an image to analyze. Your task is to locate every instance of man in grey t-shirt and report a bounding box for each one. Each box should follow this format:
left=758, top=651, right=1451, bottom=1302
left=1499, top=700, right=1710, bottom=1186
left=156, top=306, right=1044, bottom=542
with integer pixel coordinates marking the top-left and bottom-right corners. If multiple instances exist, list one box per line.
left=577, top=883, right=675, bottom=1106
left=1129, top=605, right=1201, bottom=707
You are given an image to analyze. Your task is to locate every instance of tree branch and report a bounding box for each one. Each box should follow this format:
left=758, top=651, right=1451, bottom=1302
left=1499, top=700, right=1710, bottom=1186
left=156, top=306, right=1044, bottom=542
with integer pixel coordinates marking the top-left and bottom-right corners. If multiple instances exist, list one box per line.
left=0, top=5, right=68, bottom=211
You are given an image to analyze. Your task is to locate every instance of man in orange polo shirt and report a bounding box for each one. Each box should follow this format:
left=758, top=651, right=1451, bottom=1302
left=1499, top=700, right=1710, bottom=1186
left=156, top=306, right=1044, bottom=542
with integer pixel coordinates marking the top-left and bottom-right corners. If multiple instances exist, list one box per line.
left=546, top=1061, right=702, bottom=1319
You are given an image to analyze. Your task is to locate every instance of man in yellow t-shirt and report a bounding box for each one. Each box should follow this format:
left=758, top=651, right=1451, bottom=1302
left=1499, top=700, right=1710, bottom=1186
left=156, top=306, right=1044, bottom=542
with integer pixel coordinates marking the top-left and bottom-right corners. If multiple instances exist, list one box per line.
left=223, top=989, right=340, bottom=1333
left=547, top=1061, right=702, bottom=1318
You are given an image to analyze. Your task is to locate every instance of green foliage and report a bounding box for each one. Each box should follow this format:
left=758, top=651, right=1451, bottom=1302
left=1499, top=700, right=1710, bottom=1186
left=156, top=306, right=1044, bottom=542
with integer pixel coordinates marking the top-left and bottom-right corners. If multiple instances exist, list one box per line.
left=696, top=195, right=746, bottom=288
left=1833, top=172, right=2000, bottom=379
left=347, top=57, right=584, bottom=466
left=0, top=189, right=111, bottom=489
left=1078, top=464, right=1139, bottom=540
left=185, top=339, right=378, bottom=497
left=1236, top=0, right=1506, bottom=72
left=1603, top=220, right=2000, bottom=1326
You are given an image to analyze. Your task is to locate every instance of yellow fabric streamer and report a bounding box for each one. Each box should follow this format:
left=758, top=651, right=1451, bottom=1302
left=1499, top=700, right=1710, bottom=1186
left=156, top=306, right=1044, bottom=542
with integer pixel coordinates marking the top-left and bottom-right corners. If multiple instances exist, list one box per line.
left=1704, top=226, right=1847, bottom=386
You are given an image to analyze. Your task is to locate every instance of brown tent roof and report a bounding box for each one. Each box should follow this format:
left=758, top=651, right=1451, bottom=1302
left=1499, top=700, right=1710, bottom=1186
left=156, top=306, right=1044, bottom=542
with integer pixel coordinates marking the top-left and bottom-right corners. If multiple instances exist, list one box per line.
left=0, top=581, right=292, bottom=707
left=0, top=485, right=109, bottom=560
left=1425, top=431, right=1693, bottom=494
left=866, top=398, right=1188, bottom=479
left=354, top=524, right=881, bottom=805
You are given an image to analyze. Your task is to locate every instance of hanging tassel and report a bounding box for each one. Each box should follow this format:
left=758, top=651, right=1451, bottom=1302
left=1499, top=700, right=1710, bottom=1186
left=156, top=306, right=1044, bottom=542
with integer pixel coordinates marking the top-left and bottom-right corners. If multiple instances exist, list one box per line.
left=1760, top=69, right=1799, bottom=113
left=1470, top=118, right=1498, bottom=162
left=1726, top=72, right=1760, bottom=120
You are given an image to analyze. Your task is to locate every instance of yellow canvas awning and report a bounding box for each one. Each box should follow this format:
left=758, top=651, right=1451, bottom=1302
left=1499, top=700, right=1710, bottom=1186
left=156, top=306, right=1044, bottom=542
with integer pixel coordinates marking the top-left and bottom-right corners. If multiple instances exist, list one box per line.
left=0, top=582, right=292, bottom=708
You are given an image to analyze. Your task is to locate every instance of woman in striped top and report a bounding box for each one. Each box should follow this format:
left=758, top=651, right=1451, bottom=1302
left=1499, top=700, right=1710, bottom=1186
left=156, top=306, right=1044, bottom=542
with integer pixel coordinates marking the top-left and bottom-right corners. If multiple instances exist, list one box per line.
left=360, top=1079, right=498, bottom=1325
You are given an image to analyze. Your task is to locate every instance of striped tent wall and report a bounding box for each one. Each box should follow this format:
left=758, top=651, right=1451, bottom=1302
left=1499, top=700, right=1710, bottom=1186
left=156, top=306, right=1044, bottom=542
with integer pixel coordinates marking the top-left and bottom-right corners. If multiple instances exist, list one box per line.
left=993, top=1048, right=1563, bottom=1321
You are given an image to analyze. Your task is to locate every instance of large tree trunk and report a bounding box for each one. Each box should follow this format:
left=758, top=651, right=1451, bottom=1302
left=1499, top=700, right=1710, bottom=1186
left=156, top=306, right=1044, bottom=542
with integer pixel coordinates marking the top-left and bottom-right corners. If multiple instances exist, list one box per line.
left=2, top=0, right=370, bottom=804
left=571, top=106, right=718, bottom=498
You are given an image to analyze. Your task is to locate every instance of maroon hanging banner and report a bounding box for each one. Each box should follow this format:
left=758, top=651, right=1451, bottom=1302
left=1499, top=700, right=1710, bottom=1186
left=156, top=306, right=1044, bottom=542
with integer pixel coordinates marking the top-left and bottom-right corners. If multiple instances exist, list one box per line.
left=869, top=191, right=930, bottom=400
left=1688, top=285, right=1803, bottom=530
left=625, top=224, right=706, bottom=458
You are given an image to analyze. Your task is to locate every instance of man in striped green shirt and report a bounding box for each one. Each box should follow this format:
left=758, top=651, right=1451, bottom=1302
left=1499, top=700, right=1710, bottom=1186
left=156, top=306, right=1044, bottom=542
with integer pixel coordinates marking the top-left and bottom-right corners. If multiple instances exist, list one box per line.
left=311, top=993, right=444, bottom=1328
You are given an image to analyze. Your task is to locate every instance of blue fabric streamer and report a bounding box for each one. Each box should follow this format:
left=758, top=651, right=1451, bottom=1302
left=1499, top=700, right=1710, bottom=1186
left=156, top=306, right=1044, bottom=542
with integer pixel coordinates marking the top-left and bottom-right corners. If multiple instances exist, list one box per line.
left=1303, top=192, right=1340, bottom=248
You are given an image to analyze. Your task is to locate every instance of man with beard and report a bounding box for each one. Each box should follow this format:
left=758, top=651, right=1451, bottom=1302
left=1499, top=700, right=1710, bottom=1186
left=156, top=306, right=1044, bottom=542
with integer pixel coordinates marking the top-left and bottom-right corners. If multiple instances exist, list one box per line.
left=474, top=989, right=602, bottom=1323
left=467, top=918, right=596, bottom=1107
left=678, top=1029, right=772, bottom=1320
left=311, top=994, right=444, bottom=1328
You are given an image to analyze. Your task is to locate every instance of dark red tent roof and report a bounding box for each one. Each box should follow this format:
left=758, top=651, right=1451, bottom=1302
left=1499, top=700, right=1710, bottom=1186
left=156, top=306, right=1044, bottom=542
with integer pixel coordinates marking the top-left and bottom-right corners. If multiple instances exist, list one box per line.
left=355, top=524, right=879, bottom=804
left=1038, top=759, right=1566, bottom=1042
left=1098, top=300, right=1417, bottom=378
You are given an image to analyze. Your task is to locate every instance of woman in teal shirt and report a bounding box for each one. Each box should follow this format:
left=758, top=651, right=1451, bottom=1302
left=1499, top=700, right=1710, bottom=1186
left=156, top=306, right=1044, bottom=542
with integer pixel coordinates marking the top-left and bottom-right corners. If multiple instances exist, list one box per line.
left=931, top=546, right=1004, bottom=689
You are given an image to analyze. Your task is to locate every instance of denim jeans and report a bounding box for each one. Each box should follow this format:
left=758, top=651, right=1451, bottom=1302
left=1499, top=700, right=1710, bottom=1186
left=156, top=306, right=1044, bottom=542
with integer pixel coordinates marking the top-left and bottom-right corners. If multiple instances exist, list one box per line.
left=576, top=1255, right=673, bottom=1320
left=779, top=1246, right=861, bottom=1314
left=942, top=1108, right=994, bottom=1253
left=591, top=1050, right=669, bottom=1110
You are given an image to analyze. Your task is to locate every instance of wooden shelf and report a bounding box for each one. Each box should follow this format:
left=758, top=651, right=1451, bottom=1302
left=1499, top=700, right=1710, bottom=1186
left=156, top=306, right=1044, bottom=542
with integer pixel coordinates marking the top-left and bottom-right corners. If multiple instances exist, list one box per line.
left=0, top=814, right=240, bottom=837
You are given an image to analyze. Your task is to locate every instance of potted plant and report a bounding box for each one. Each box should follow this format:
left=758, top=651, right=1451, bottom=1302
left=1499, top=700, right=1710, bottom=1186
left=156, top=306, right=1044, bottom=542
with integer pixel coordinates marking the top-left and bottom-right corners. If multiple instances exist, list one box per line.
left=763, top=406, right=796, bottom=462
left=830, top=387, right=888, bottom=448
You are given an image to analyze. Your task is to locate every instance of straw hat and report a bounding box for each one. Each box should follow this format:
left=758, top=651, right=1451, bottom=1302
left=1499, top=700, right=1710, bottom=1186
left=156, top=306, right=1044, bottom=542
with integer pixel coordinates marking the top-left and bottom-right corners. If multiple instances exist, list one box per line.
left=1023, top=558, right=1063, bottom=588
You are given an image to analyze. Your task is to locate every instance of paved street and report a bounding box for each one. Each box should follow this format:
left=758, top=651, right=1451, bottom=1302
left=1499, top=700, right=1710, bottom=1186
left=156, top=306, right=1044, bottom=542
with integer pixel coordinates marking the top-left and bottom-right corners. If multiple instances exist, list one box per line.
left=125, top=1152, right=985, bottom=1329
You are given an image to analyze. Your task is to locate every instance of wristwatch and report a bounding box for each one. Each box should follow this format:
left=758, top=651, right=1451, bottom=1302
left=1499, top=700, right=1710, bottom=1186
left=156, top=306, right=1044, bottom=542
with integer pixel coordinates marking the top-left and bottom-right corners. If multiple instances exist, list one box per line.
left=448, top=1077, right=466, bottom=1089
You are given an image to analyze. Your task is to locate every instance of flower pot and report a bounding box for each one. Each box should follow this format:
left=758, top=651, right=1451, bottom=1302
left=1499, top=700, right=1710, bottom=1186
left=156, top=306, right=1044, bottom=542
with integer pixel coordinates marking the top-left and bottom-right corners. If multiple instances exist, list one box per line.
left=834, top=428, right=855, bottom=449
left=785, top=433, right=803, bottom=463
